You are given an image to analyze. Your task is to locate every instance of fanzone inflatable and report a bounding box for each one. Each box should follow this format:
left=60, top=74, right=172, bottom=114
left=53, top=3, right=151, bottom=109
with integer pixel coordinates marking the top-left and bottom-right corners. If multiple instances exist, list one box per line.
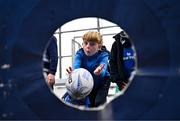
left=0, top=0, right=180, bottom=120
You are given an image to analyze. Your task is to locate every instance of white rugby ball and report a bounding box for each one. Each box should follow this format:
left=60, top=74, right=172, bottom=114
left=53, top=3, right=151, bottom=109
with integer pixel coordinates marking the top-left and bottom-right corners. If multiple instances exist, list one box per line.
left=65, top=68, right=94, bottom=100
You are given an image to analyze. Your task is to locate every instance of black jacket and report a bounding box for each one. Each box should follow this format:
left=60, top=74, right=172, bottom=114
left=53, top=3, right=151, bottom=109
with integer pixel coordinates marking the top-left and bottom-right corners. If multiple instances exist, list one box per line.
left=109, top=31, right=132, bottom=85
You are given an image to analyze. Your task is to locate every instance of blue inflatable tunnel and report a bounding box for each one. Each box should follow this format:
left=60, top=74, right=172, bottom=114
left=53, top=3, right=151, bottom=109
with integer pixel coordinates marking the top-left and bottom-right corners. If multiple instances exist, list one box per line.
left=0, top=0, right=180, bottom=120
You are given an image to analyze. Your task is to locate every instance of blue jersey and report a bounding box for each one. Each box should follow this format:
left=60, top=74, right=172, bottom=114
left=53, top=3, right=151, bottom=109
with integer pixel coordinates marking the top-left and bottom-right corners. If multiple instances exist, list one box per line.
left=123, top=47, right=135, bottom=78
left=62, top=92, right=90, bottom=107
left=73, top=48, right=110, bottom=89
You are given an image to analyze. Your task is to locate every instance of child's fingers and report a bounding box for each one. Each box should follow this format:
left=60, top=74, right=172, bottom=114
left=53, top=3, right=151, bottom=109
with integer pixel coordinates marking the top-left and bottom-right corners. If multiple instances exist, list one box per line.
left=66, top=66, right=72, bottom=74
left=66, top=68, right=68, bottom=73
left=99, top=64, right=104, bottom=70
left=94, top=64, right=104, bottom=75
left=69, top=66, right=72, bottom=72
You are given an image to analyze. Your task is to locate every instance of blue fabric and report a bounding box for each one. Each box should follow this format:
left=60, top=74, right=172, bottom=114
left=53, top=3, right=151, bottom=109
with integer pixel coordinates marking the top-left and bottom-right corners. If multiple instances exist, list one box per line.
left=63, top=93, right=90, bottom=107
left=73, top=48, right=110, bottom=89
left=123, top=47, right=135, bottom=78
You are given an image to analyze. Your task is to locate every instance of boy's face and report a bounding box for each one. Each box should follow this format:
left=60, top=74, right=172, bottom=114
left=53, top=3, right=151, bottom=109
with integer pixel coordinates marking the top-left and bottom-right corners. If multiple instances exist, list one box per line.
left=82, top=41, right=99, bottom=56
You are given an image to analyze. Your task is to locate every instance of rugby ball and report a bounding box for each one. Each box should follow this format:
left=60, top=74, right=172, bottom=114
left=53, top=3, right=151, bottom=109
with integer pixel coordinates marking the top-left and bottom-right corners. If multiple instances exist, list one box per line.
left=65, top=68, right=94, bottom=100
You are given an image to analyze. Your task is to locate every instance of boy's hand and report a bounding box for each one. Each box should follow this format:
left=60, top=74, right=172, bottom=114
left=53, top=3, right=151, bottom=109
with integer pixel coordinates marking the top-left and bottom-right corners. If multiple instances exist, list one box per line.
left=121, top=81, right=127, bottom=89
left=66, top=66, right=72, bottom=74
left=94, top=64, right=104, bottom=75
left=47, top=73, right=55, bottom=87
left=117, top=81, right=127, bottom=91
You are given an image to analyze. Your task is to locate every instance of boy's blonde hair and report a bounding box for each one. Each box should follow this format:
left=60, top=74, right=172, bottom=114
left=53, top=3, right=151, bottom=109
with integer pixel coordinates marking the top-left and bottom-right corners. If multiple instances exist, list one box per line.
left=82, top=31, right=103, bottom=45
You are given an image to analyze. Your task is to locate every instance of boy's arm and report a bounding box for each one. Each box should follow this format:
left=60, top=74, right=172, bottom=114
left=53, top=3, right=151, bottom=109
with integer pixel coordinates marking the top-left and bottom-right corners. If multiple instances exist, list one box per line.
left=94, top=64, right=104, bottom=75
left=73, top=49, right=83, bottom=69
left=94, top=52, right=109, bottom=78
left=66, top=49, right=83, bottom=74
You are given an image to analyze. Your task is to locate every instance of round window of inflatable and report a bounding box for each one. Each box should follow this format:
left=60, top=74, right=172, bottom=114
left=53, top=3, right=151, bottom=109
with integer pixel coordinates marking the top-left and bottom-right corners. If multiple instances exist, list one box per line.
left=43, top=17, right=137, bottom=110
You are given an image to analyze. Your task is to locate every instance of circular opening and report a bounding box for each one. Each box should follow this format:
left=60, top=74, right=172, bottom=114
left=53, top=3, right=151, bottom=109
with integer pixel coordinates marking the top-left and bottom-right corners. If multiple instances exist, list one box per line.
left=42, top=17, right=137, bottom=110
